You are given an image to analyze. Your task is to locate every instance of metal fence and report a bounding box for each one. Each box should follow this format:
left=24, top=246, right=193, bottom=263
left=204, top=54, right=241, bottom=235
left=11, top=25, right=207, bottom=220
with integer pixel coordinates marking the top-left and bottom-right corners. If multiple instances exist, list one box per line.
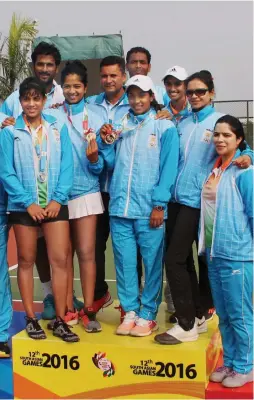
left=214, top=100, right=253, bottom=147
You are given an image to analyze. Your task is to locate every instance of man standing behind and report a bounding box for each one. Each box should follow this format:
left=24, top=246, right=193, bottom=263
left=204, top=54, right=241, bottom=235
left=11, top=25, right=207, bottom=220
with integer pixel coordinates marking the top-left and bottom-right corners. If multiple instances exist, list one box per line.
left=126, top=46, right=169, bottom=106
left=1, top=41, right=64, bottom=118
left=87, top=56, right=130, bottom=313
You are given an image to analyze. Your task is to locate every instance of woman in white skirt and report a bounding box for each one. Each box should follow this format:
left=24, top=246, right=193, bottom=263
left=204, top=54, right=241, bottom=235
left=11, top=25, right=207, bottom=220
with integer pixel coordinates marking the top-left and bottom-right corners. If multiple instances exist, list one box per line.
left=55, top=61, right=105, bottom=332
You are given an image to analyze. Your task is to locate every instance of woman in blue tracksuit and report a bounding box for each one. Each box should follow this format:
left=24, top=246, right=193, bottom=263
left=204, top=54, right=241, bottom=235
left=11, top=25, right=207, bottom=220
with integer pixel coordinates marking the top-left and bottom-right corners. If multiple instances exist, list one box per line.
left=199, top=115, right=253, bottom=388
left=55, top=61, right=104, bottom=333
left=0, top=112, right=12, bottom=358
left=154, top=70, right=253, bottom=345
left=100, top=75, right=179, bottom=337
left=0, top=77, right=78, bottom=343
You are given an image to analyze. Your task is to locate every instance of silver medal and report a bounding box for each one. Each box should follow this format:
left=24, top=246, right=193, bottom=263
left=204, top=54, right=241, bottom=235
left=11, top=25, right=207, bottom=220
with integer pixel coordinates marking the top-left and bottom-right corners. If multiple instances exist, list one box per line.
left=38, top=172, right=47, bottom=183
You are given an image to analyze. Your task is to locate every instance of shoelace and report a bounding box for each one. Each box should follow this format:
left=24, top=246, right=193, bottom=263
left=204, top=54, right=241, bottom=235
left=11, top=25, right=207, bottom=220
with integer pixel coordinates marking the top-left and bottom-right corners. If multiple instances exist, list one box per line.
left=216, top=366, right=230, bottom=373
left=115, top=305, right=125, bottom=314
left=25, top=317, right=41, bottom=330
left=228, top=371, right=238, bottom=377
left=123, top=311, right=136, bottom=323
left=57, top=318, right=74, bottom=333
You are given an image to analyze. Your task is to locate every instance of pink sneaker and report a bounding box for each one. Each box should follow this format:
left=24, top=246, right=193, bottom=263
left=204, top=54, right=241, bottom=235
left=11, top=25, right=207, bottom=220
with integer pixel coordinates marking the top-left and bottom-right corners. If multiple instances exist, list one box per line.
left=116, top=311, right=137, bottom=335
left=130, top=318, right=159, bottom=337
left=64, top=310, right=79, bottom=326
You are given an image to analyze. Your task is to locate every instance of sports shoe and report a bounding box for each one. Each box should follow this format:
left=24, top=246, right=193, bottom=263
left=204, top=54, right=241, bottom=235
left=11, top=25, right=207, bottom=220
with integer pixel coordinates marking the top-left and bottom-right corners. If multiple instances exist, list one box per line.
left=195, top=316, right=208, bottom=334
left=116, top=311, right=137, bottom=335
left=41, top=294, right=56, bottom=320
left=25, top=317, right=46, bottom=340
left=93, top=291, right=113, bottom=313
left=52, top=318, right=80, bottom=342
left=209, top=366, right=233, bottom=383
left=154, top=323, right=198, bottom=345
left=64, top=309, right=79, bottom=326
left=204, top=308, right=216, bottom=322
left=130, top=318, right=159, bottom=337
left=169, top=312, right=178, bottom=324
left=73, top=295, right=84, bottom=312
left=164, top=283, right=175, bottom=313
left=0, top=342, right=11, bottom=358
left=79, top=307, right=102, bottom=333
left=222, top=370, right=253, bottom=388
left=115, top=304, right=126, bottom=323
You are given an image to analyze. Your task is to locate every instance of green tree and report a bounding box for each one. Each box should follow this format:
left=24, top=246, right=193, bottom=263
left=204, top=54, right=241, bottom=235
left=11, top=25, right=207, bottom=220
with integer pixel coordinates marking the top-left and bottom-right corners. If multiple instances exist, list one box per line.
left=0, top=13, right=37, bottom=101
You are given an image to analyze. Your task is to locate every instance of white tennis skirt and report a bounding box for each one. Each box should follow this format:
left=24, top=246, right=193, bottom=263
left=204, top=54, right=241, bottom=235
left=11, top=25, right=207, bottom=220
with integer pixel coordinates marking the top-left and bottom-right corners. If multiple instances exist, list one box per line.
left=68, top=192, right=104, bottom=220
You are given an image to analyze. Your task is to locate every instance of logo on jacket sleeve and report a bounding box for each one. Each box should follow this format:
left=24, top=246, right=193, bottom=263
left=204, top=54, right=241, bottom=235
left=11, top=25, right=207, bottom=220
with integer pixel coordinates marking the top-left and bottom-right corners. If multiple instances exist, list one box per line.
left=148, top=133, right=157, bottom=148
left=53, top=128, right=60, bottom=142
left=201, top=129, right=213, bottom=144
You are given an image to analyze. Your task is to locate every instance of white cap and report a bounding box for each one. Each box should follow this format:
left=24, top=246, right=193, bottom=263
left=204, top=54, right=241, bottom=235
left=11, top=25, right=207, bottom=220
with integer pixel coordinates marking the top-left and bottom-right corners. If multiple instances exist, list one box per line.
left=125, top=75, right=155, bottom=92
left=162, top=66, right=188, bottom=81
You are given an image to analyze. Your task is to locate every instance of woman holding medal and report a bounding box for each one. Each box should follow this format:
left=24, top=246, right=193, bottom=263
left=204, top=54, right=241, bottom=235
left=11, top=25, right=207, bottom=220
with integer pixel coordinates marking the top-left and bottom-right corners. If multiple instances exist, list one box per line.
left=56, top=61, right=104, bottom=332
left=0, top=77, right=78, bottom=343
left=100, top=75, right=179, bottom=337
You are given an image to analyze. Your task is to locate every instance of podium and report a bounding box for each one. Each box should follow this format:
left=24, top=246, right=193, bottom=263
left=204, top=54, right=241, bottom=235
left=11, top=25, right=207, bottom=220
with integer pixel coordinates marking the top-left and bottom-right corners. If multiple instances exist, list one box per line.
left=12, top=302, right=221, bottom=399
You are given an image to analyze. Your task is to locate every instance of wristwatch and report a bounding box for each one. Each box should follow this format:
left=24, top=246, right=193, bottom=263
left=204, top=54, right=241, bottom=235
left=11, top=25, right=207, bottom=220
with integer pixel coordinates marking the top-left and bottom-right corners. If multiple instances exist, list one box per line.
left=154, top=205, right=164, bottom=212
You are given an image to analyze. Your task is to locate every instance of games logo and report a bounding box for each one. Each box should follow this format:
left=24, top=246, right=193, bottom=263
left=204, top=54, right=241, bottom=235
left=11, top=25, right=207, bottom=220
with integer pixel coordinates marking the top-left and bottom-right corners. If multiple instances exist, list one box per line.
left=92, top=352, right=115, bottom=378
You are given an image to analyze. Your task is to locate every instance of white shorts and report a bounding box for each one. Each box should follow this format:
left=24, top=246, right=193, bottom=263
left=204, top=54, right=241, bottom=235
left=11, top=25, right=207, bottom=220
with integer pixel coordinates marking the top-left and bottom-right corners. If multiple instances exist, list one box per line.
left=68, top=192, right=104, bottom=220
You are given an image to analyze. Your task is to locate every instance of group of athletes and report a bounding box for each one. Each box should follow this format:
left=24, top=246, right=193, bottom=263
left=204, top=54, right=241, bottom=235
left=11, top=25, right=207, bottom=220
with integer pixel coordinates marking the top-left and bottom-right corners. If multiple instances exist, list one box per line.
left=0, top=41, right=252, bottom=388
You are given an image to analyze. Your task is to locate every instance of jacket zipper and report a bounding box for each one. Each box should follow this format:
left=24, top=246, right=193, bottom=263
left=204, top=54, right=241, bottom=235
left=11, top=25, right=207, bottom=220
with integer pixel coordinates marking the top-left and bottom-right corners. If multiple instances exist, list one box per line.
left=174, top=120, right=198, bottom=201
left=124, top=129, right=138, bottom=216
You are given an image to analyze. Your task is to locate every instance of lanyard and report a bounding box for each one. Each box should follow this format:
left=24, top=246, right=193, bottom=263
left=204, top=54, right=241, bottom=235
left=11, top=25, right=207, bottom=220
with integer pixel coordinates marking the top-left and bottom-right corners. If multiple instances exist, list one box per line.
left=63, top=103, right=93, bottom=140
left=24, top=115, right=47, bottom=181
left=120, top=111, right=153, bottom=133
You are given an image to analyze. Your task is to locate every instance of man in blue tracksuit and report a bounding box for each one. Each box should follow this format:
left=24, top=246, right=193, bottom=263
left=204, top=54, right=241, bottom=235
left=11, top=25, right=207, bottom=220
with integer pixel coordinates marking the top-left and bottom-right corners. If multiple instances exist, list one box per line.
left=86, top=56, right=130, bottom=312
left=0, top=42, right=64, bottom=119
left=0, top=112, right=12, bottom=358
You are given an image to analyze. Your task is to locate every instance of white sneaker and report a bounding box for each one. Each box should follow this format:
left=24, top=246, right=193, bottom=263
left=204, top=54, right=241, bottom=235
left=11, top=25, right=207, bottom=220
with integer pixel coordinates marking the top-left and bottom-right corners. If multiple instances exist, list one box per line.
left=116, top=311, right=137, bottom=335
left=195, top=316, right=208, bottom=334
left=222, top=370, right=253, bottom=388
left=154, top=323, right=198, bottom=345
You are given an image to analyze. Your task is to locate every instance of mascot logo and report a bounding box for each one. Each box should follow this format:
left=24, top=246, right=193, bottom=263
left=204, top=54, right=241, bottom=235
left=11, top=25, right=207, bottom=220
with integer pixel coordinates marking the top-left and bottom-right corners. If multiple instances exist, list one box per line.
left=92, top=352, right=115, bottom=377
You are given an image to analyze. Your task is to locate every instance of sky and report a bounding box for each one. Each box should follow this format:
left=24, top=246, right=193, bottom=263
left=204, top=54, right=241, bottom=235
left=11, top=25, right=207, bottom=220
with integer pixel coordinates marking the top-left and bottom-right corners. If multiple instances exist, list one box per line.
left=0, top=0, right=253, bottom=100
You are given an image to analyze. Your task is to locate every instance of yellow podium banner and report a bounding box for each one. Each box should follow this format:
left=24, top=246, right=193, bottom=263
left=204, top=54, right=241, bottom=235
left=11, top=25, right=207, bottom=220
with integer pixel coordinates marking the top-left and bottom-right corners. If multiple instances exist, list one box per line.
left=13, top=303, right=221, bottom=399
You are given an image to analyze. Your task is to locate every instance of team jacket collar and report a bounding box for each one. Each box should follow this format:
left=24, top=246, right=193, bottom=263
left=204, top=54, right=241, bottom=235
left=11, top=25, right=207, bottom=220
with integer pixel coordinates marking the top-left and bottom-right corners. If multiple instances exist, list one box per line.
left=15, top=113, right=57, bottom=130
left=192, top=104, right=215, bottom=123
left=64, top=97, right=85, bottom=116
left=94, top=90, right=129, bottom=105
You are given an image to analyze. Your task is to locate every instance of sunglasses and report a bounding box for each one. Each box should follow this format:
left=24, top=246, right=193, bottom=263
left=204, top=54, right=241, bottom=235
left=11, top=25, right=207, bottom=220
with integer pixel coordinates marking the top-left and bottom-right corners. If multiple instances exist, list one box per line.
left=186, top=89, right=209, bottom=97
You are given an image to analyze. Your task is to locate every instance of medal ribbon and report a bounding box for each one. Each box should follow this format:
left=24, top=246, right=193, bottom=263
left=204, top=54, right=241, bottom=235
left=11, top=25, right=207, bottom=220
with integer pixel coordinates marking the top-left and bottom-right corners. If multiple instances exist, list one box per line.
left=64, top=102, right=94, bottom=140
left=120, top=112, right=152, bottom=134
left=24, top=115, right=47, bottom=178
